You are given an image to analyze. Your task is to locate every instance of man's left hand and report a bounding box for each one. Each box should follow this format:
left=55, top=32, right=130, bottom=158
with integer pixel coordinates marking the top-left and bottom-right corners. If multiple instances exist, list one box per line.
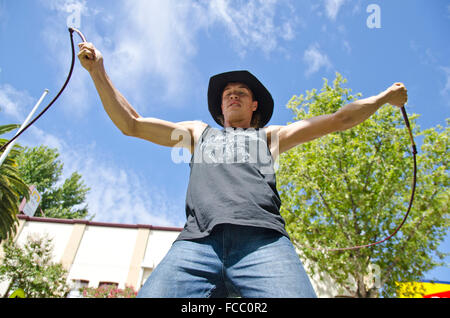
left=385, top=82, right=408, bottom=108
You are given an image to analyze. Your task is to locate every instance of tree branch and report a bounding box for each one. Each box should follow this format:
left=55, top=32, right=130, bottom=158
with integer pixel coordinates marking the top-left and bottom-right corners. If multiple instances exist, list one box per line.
left=380, top=190, right=439, bottom=285
left=303, top=170, right=353, bottom=243
left=362, top=138, right=382, bottom=195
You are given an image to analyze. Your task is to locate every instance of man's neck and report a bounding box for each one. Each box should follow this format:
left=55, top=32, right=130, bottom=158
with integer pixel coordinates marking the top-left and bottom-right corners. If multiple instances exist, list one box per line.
left=224, top=118, right=252, bottom=128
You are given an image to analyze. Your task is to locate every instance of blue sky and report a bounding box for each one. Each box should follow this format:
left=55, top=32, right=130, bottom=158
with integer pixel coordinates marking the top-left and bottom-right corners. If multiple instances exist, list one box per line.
left=0, top=1, right=448, bottom=282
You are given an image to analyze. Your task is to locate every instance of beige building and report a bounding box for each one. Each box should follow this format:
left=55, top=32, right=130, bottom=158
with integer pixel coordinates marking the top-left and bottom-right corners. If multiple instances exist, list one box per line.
left=0, top=214, right=182, bottom=297
left=0, top=214, right=351, bottom=297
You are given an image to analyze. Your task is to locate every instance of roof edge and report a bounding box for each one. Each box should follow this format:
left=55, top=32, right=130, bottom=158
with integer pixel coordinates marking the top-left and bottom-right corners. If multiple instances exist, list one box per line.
left=17, top=214, right=183, bottom=232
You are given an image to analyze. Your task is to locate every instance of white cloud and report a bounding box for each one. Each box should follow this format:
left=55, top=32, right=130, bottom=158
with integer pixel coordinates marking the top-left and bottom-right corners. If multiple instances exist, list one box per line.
left=20, top=124, right=184, bottom=228
left=27, top=126, right=66, bottom=152
left=342, top=40, right=351, bottom=54
left=69, top=152, right=184, bottom=227
left=39, top=0, right=299, bottom=114
left=439, top=66, right=450, bottom=101
left=106, top=0, right=207, bottom=104
left=207, top=0, right=294, bottom=56
left=0, top=80, right=183, bottom=228
left=42, top=0, right=86, bottom=12
left=107, top=0, right=298, bottom=103
left=324, top=0, right=347, bottom=21
left=281, top=21, right=295, bottom=41
left=0, top=84, right=34, bottom=121
left=70, top=1, right=296, bottom=103
left=350, top=0, right=363, bottom=16
left=303, top=43, right=332, bottom=76
left=38, top=0, right=93, bottom=118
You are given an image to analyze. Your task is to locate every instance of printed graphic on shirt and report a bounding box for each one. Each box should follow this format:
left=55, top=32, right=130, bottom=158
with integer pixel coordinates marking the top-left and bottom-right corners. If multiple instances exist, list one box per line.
left=195, top=128, right=272, bottom=167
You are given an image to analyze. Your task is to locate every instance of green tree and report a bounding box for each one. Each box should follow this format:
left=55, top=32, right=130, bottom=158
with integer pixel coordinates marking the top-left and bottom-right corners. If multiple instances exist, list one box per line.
left=16, top=145, right=91, bottom=219
left=0, top=234, right=71, bottom=298
left=277, top=73, right=449, bottom=298
left=0, top=124, right=30, bottom=242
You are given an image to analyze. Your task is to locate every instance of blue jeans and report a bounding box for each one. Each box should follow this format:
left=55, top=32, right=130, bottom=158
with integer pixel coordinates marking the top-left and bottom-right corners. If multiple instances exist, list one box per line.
left=137, top=224, right=317, bottom=298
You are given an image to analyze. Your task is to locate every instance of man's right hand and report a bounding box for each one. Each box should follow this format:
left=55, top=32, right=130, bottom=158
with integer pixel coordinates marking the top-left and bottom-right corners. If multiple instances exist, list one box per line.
left=77, top=42, right=104, bottom=74
left=76, top=41, right=206, bottom=150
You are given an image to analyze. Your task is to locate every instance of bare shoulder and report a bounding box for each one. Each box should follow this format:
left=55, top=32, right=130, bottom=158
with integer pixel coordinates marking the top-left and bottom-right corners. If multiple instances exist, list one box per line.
left=178, top=120, right=208, bottom=136
left=263, top=125, right=283, bottom=145
left=177, top=120, right=208, bottom=129
left=177, top=120, right=208, bottom=149
left=263, top=125, right=283, bottom=159
left=264, top=114, right=343, bottom=155
left=264, top=125, right=283, bottom=136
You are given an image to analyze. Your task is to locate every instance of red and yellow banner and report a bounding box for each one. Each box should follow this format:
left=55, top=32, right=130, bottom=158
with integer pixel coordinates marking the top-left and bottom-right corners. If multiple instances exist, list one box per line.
left=397, top=281, right=450, bottom=298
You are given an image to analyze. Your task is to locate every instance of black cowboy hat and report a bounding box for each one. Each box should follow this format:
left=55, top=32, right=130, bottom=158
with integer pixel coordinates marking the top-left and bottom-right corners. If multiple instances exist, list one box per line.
left=207, top=70, right=274, bottom=128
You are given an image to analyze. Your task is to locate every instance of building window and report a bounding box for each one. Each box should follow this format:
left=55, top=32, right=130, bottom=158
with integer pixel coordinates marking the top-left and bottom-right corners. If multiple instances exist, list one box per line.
left=68, top=279, right=89, bottom=298
left=99, top=281, right=119, bottom=288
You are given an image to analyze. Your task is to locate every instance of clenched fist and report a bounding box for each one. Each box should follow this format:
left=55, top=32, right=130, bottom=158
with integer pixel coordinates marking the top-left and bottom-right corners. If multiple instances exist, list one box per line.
left=77, top=42, right=104, bottom=74
left=385, top=82, right=408, bottom=108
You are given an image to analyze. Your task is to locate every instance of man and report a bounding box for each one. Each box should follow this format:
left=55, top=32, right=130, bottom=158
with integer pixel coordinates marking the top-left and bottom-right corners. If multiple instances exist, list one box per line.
left=78, top=42, right=407, bottom=298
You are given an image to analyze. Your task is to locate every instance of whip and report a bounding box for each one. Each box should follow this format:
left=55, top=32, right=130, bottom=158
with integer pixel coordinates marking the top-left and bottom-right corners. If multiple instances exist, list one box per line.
left=0, top=27, right=87, bottom=153
left=310, top=105, right=417, bottom=252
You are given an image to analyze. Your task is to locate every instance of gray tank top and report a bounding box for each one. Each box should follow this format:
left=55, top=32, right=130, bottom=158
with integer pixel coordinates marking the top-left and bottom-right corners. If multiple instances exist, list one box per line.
left=176, top=125, right=289, bottom=241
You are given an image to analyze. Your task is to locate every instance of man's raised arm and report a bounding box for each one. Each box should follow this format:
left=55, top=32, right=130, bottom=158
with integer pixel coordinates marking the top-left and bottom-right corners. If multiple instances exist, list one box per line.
left=267, top=82, right=408, bottom=156
left=77, top=42, right=206, bottom=151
